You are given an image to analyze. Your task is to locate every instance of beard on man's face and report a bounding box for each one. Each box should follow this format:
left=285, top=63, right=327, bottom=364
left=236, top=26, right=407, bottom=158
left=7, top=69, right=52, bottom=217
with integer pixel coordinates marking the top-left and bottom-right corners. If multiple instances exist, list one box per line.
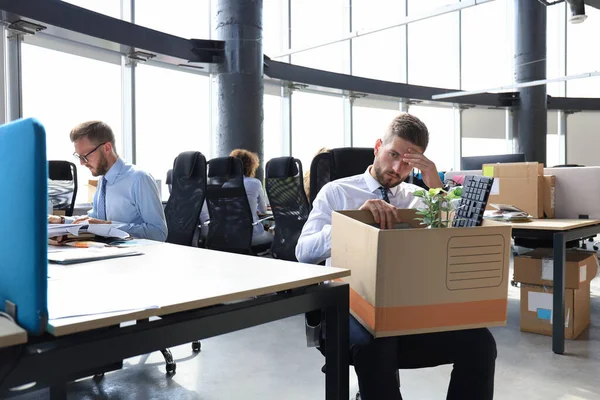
left=373, top=163, right=406, bottom=189
left=90, top=152, right=109, bottom=177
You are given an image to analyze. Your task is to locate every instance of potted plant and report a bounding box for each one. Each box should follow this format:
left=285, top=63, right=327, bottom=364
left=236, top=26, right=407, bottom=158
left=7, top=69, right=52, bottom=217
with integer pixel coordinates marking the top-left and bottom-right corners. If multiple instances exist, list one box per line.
left=413, top=187, right=463, bottom=228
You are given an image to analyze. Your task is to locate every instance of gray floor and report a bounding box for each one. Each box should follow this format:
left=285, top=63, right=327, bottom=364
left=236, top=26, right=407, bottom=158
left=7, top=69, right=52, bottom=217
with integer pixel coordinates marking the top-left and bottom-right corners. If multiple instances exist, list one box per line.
left=9, top=273, right=600, bottom=400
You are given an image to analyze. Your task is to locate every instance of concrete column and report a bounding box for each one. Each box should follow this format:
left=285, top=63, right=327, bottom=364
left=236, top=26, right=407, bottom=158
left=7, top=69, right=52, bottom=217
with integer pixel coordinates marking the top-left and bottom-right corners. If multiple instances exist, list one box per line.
left=513, top=0, right=547, bottom=164
left=215, top=0, right=264, bottom=177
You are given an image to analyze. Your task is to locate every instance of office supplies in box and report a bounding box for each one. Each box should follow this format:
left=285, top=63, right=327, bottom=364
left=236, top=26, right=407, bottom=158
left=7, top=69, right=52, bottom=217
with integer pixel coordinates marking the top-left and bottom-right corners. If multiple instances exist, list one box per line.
left=331, top=209, right=512, bottom=338
left=482, top=162, right=554, bottom=219
left=520, top=283, right=590, bottom=339
left=514, top=249, right=598, bottom=289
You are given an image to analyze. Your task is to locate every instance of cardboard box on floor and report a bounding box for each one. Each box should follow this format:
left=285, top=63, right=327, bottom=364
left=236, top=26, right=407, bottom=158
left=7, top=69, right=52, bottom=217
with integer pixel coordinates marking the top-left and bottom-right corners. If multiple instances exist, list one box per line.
left=514, top=249, right=598, bottom=289
left=514, top=249, right=597, bottom=339
left=331, top=209, right=512, bottom=338
left=520, top=283, right=590, bottom=339
left=482, top=162, right=555, bottom=218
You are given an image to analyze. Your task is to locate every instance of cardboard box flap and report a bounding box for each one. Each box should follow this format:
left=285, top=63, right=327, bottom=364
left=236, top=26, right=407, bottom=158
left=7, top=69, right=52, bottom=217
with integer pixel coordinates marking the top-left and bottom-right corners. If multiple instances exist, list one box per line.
left=520, top=248, right=596, bottom=264
left=483, top=162, right=542, bottom=178
left=335, top=209, right=424, bottom=229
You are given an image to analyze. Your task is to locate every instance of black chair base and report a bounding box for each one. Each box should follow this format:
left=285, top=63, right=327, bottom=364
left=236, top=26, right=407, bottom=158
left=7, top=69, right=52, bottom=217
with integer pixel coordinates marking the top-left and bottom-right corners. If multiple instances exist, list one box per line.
left=192, top=341, right=201, bottom=352
left=160, top=348, right=176, bottom=375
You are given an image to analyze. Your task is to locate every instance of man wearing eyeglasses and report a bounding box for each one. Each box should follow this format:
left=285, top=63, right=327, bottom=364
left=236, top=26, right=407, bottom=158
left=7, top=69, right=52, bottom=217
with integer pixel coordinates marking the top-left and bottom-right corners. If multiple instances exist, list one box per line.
left=48, top=121, right=167, bottom=242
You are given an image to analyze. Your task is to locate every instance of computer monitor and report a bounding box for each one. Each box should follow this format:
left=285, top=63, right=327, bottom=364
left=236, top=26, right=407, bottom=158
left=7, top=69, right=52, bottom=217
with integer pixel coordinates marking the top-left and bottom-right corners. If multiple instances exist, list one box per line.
left=461, top=154, right=526, bottom=171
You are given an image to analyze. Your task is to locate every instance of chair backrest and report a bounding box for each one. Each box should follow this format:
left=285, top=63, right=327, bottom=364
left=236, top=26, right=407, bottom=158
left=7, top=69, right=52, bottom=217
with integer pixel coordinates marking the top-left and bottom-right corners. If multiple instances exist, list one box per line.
left=309, top=147, right=374, bottom=204
left=166, top=168, right=173, bottom=194
left=265, top=157, right=310, bottom=261
left=205, top=157, right=254, bottom=254
left=48, top=160, right=78, bottom=216
left=164, top=151, right=207, bottom=247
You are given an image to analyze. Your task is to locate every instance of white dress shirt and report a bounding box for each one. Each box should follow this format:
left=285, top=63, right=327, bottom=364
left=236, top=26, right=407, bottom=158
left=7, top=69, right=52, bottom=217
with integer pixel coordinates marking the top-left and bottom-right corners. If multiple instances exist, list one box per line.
left=295, top=166, right=426, bottom=265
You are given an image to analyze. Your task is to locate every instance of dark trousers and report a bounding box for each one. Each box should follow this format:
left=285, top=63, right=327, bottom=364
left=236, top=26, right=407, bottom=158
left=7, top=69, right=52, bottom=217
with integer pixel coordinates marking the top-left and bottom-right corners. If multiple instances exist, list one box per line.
left=323, top=315, right=497, bottom=400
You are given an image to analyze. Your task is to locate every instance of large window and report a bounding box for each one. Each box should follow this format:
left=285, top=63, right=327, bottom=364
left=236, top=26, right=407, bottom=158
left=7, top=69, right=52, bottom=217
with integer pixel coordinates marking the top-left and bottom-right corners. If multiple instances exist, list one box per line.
left=566, top=7, right=600, bottom=97
left=135, top=65, right=210, bottom=200
left=407, top=12, right=459, bottom=89
left=352, top=100, right=401, bottom=147
left=461, top=109, right=507, bottom=158
left=136, top=0, right=210, bottom=39
left=461, top=0, right=513, bottom=91
left=566, top=112, right=600, bottom=166
left=62, top=0, right=121, bottom=18
left=408, top=105, right=456, bottom=171
left=546, top=2, right=566, bottom=96
left=351, top=0, right=406, bottom=82
left=263, top=0, right=284, bottom=56
left=21, top=44, right=122, bottom=205
left=291, top=91, right=345, bottom=173
left=264, top=93, right=285, bottom=165
left=290, top=0, right=348, bottom=73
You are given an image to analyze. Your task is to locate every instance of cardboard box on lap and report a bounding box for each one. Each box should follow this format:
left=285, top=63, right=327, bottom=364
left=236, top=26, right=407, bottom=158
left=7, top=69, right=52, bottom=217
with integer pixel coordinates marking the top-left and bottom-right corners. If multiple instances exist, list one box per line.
left=482, top=162, right=555, bottom=218
left=331, top=209, right=512, bottom=338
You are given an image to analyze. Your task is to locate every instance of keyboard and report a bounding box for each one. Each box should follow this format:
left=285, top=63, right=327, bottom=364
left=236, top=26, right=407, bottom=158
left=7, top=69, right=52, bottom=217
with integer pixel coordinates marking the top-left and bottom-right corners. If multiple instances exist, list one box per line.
left=452, top=175, right=494, bottom=228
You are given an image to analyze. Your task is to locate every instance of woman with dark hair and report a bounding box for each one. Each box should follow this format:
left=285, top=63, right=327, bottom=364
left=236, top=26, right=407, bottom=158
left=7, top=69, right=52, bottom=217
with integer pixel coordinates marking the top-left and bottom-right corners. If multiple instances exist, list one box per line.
left=230, top=149, right=273, bottom=246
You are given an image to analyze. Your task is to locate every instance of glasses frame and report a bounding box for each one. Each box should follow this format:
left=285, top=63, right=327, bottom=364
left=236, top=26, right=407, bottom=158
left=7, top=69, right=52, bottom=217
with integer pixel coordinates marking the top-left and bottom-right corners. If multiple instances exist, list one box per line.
left=73, top=142, right=106, bottom=163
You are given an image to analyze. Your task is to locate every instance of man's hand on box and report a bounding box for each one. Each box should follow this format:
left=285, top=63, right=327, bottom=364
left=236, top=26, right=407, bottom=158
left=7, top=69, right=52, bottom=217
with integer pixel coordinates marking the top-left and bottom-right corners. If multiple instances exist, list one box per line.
left=359, top=199, right=402, bottom=230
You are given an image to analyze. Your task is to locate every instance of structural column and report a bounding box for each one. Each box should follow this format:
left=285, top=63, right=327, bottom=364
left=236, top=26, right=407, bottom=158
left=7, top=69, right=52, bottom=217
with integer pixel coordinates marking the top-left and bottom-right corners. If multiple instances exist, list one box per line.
left=513, top=0, right=547, bottom=164
left=215, top=0, right=264, bottom=176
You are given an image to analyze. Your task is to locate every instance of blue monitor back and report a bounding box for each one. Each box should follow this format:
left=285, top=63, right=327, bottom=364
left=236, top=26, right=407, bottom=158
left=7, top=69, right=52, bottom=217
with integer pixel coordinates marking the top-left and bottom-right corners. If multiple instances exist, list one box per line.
left=0, top=118, right=48, bottom=334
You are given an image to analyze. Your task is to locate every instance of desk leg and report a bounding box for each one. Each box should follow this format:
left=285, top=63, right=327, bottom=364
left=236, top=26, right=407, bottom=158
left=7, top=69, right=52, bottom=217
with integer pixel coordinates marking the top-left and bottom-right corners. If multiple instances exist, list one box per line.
left=553, top=232, right=566, bottom=354
left=325, top=284, right=349, bottom=400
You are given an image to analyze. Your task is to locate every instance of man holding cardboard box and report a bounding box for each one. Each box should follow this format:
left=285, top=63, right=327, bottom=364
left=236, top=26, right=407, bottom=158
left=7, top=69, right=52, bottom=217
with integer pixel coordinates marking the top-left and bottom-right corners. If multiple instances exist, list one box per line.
left=296, top=113, right=497, bottom=400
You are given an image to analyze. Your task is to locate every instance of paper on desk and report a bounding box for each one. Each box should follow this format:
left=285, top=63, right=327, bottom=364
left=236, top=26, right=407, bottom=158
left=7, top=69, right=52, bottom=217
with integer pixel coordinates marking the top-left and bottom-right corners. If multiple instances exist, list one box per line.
left=48, top=223, right=129, bottom=239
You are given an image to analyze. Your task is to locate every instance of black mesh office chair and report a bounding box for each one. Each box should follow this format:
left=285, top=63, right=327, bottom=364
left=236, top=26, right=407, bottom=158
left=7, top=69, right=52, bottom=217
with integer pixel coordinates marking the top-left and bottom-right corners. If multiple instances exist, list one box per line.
left=48, top=160, right=78, bottom=216
left=265, top=157, right=310, bottom=261
left=160, top=151, right=207, bottom=373
left=308, top=147, right=400, bottom=398
left=309, top=147, right=374, bottom=204
left=204, top=157, right=270, bottom=255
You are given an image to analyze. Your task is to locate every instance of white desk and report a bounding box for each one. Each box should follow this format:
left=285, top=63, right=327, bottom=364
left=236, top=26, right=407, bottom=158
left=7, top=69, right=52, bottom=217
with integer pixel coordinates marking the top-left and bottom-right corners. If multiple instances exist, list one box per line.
left=0, top=318, right=27, bottom=349
left=1, top=243, right=350, bottom=400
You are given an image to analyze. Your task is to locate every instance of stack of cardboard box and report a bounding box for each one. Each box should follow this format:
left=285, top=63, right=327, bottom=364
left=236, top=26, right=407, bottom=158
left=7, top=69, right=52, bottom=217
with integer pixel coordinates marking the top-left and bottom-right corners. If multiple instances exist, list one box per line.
left=482, top=162, right=555, bottom=218
left=514, top=249, right=598, bottom=339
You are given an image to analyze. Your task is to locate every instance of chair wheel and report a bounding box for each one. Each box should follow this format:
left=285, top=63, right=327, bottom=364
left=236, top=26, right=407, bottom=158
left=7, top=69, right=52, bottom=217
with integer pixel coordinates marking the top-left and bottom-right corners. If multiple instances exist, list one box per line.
left=166, top=362, right=176, bottom=374
left=192, top=341, right=201, bottom=352
left=93, top=373, right=104, bottom=382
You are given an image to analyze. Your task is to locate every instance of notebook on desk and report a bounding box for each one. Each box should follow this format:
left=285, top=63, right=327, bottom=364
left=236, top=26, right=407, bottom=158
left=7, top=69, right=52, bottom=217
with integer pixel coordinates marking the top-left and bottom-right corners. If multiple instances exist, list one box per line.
left=48, top=247, right=143, bottom=265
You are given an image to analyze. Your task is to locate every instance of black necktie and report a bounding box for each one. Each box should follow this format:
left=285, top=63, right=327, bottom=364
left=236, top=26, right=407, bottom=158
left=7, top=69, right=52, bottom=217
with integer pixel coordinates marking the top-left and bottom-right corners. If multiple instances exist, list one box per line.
left=379, top=186, right=390, bottom=203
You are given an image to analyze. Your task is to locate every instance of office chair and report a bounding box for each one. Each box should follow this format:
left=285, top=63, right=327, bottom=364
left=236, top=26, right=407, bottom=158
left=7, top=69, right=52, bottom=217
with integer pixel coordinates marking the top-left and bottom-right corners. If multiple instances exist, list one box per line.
left=204, top=157, right=271, bottom=255
left=265, top=157, right=311, bottom=261
left=48, top=160, right=78, bottom=216
left=309, top=147, right=374, bottom=204
left=166, top=168, right=173, bottom=194
left=159, top=151, right=208, bottom=373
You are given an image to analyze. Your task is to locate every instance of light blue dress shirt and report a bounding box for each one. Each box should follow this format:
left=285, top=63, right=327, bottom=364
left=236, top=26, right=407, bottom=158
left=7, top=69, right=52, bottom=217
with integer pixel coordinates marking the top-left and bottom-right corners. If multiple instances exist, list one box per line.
left=65, top=158, right=168, bottom=241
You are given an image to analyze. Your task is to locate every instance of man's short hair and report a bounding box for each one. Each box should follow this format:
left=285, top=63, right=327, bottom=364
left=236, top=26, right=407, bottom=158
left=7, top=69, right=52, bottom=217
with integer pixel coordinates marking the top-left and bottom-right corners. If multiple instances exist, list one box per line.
left=69, top=121, right=116, bottom=150
left=383, top=113, right=429, bottom=150
left=229, top=148, right=260, bottom=178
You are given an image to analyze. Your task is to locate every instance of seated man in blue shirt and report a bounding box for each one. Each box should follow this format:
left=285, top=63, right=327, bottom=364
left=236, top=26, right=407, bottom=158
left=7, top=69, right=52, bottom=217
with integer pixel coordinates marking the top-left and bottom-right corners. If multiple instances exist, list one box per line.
left=48, top=121, right=167, bottom=242
left=296, top=113, right=496, bottom=400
